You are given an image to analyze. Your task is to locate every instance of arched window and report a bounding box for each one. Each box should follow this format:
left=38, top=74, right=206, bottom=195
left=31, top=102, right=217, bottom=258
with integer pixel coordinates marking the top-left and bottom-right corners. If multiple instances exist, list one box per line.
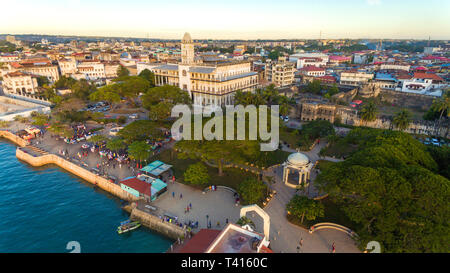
left=182, top=70, right=187, bottom=77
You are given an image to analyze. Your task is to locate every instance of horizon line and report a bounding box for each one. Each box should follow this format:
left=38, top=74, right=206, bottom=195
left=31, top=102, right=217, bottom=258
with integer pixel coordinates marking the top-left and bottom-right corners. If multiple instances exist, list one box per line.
left=1, top=33, right=449, bottom=42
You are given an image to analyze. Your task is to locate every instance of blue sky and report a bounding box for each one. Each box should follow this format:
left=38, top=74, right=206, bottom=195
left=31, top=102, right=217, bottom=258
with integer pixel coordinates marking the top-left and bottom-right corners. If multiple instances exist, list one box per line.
left=1, top=0, right=449, bottom=39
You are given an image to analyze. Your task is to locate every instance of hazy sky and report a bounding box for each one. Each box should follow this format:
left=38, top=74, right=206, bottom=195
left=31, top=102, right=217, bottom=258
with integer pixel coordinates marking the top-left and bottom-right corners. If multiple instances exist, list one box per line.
left=1, top=0, right=449, bottom=40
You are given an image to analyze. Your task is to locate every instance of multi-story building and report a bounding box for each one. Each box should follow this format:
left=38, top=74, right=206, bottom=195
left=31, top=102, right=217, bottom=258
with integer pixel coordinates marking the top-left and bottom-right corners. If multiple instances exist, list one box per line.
left=75, top=60, right=106, bottom=80
left=9, top=58, right=60, bottom=83
left=339, top=71, right=374, bottom=86
left=104, top=61, right=120, bottom=79
left=58, top=58, right=77, bottom=76
left=2, top=71, right=39, bottom=95
left=299, top=66, right=326, bottom=77
left=265, top=57, right=296, bottom=87
left=141, top=33, right=258, bottom=107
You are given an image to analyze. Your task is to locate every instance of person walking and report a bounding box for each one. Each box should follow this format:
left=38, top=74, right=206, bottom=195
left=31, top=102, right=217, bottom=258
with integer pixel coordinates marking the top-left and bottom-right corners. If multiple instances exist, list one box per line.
left=331, top=242, right=336, bottom=253
left=180, top=193, right=183, bottom=199
left=172, top=192, right=175, bottom=198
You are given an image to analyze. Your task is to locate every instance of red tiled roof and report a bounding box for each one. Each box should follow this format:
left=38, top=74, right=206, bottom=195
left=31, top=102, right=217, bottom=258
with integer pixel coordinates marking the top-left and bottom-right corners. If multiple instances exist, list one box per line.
left=120, top=177, right=151, bottom=196
left=413, top=72, right=444, bottom=81
left=176, top=229, right=221, bottom=253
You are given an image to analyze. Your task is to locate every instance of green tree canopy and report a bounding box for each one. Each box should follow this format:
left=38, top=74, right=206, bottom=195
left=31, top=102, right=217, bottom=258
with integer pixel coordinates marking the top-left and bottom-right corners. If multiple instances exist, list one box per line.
left=315, top=128, right=449, bottom=253
left=237, top=177, right=268, bottom=205
left=286, top=195, right=325, bottom=224
left=141, top=85, right=191, bottom=121
left=127, top=141, right=151, bottom=163
left=184, top=162, right=210, bottom=186
left=138, top=69, right=156, bottom=87
left=392, top=109, right=412, bottom=131
left=118, top=120, right=163, bottom=143
left=117, top=65, right=130, bottom=78
left=106, top=137, right=126, bottom=152
left=360, top=102, right=378, bottom=123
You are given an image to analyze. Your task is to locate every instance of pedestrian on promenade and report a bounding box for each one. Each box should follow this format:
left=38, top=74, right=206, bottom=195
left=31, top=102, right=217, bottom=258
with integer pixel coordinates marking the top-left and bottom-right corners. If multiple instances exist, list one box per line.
left=332, top=242, right=336, bottom=253
left=180, top=193, right=183, bottom=199
left=217, top=221, right=220, bottom=227
left=300, top=238, right=303, bottom=247
left=189, top=203, right=192, bottom=209
left=172, top=192, right=175, bottom=198
left=226, top=218, right=228, bottom=224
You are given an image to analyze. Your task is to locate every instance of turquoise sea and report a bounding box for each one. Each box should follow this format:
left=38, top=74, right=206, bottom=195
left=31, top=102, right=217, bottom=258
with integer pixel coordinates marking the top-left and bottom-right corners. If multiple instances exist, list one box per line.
left=0, top=141, right=172, bottom=253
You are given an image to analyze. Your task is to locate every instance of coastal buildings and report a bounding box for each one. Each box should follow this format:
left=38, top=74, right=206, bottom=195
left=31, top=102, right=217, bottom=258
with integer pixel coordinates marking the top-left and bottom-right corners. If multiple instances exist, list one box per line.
left=2, top=71, right=39, bottom=95
left=138, top=33, right=259, bottom=107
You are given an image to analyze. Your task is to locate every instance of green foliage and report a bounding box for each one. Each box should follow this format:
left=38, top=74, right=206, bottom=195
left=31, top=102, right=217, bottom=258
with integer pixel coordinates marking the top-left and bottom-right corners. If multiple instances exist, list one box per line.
left=315, top=128, right=449, bottom=252
left=184, top=162, right=210, bottom=186
left=127, top=141, right=151, bottom=163
left=0, top=40, right=20, bottom=53
left=48, top=123, right=74, bottom=138
left=89, top=84, right=121, bottom=105
left=54, top=76, right=77, bottom=89
left=31, top=112, right=49, bottom=126
left=106, top=137, right=126, bottom=152
left=427, top=146, right=450, bottom=179
left=142, top=85, right=191, bottom=121
left=304, top=79, right=322, bottom=94
left=138, top=69, right=156, bottom=87
left=88, top=134, right=108, bottom=144
left=392, top=109, right=412, bottom=131
left=360, top=102, right=378, bottom=123
left=237, top=177, right=268, bottom=205
left=118, top=120, right=163, bottom=143
left=0, top=120, right=11, bottom=128
left=117, top=65, right=130, bottom=77
left=298, top=120, right=335, bottom=149
left=286, top=196, right=325, bottom=223
left=236, top=216, right=255, bottom=228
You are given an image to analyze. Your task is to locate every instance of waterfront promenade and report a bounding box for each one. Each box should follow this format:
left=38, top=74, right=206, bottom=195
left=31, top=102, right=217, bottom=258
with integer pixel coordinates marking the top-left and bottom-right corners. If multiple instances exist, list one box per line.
left=1, top=124, right=360, bottom=253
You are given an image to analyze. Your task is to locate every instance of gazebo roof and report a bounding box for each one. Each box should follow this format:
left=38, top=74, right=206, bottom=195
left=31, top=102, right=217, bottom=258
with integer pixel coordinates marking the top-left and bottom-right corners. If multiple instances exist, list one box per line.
left=287, top=152, right=310, bottom=167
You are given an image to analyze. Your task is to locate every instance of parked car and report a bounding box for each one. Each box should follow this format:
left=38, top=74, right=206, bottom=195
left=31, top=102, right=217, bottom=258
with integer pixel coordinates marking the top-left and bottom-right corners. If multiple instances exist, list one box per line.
left=130, top=113, right=139, bottom=119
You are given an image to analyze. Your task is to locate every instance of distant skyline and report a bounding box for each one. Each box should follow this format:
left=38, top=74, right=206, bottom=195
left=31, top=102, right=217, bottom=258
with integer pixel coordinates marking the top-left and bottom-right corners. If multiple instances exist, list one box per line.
left=1, top=0, right=450, bottom=40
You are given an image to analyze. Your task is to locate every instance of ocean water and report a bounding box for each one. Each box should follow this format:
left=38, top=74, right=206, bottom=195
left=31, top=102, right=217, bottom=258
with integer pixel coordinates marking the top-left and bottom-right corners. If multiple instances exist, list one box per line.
left=0, top=141, right=172, bottom=253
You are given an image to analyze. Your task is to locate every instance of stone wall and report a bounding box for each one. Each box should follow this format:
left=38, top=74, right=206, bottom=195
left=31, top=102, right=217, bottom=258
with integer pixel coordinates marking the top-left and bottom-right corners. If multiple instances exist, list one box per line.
left=0, top=130, right=29, bottom=147
left=379, top=89, right=435, bottom=110
left=130, top=206, right=185, bottom=240
left=16, top=148, right=139, bottom=202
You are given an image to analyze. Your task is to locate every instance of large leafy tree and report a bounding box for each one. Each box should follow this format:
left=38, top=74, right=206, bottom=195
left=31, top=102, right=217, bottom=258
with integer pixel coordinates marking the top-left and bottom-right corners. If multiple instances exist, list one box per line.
left=106, top=137, right=126, bottom=152
left=127, top=141, right=151, bottom=164
left=138, top=69, right=156, bottom=87
left=118, top=120, right=163, bottom=143
left=316, top=129, right=449, bottom=253
left=286, top=195, right=325, bottom=224
left=184, top=162, right=210, bottom=186
left=392, top=109, right=412, bottom=131
left=89, top=84, right=121, bottom=107
left=141, top=85, right=191, bottom=121
left=237, top=177, right=268, bottom=205
left=117, top=65, right=130, bottom=78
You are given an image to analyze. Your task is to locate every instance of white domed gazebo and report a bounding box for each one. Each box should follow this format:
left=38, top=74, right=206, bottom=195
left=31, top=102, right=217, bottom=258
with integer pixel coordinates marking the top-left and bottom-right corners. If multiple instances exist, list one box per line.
left=282, top=152, right=313, bottom=189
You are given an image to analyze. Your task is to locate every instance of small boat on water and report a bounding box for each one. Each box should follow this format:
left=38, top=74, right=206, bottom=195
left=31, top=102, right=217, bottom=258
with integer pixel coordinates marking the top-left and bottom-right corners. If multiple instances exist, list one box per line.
left=117, top=220, right=141, bottom=234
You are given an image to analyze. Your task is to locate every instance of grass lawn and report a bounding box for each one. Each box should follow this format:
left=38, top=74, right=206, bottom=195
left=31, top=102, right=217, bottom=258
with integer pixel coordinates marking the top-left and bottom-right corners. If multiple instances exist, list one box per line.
left=152, top=149, right=258, bottom=191
left=322, top=139, right=359, bottom=158
left=280, top=127, right=300, bottom=149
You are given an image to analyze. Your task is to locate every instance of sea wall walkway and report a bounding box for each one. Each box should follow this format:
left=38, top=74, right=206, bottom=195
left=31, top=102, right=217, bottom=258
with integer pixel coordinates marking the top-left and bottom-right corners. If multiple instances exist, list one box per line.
left=15, top=147, right=139, bottom=202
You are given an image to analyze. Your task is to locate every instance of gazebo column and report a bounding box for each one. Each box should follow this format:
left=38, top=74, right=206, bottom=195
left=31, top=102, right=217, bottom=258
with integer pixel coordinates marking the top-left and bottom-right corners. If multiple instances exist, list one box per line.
left=284, top=168, right=290, bottom=184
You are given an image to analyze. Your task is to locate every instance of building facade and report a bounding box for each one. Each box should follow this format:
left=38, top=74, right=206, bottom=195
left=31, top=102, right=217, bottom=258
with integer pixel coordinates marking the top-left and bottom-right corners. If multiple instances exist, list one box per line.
left=265, top=57, right=296, bottom=87
left=141, top=33, right=259, bottom=107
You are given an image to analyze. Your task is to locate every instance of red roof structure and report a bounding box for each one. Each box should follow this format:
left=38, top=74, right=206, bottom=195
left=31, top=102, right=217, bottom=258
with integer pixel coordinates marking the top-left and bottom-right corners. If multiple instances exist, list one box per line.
left=175, top=229, right=222, bottom=253
left=120, top=177, right=151, bottom=196
left=413, top=72, right=444, bottom=81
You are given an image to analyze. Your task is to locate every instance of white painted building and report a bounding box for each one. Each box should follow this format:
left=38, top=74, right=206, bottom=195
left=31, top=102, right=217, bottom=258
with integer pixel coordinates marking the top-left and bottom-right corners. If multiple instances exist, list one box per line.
left=2, top=71, right=39, bottom=95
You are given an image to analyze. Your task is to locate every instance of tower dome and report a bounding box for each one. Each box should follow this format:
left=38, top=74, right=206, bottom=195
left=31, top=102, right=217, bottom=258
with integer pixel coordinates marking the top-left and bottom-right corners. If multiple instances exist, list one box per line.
left=287, top=152, right=310, bottom=167
left=182, top=32, right=193, bottom=43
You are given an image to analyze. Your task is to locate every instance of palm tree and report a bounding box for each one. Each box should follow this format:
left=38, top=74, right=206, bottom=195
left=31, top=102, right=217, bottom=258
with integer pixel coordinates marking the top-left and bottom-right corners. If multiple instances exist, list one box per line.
left=431, top=90, right=450, bottom=136
left=392, top=109, right=412, bottom=132
left=360, top=102, right=378, bottom=125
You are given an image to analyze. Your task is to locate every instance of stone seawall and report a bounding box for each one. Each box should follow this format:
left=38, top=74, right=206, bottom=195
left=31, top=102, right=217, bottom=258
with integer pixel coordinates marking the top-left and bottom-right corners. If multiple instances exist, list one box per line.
left=16, top=148, right=139, bottom=202
left=0, top=130, right=29, bottom=147
left=130, top=206, right=185, bottom=240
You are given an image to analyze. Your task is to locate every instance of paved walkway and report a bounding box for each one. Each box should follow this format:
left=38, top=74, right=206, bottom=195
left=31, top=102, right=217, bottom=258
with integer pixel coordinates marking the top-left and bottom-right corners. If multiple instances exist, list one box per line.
left=261, top=141, right=360, bottom=253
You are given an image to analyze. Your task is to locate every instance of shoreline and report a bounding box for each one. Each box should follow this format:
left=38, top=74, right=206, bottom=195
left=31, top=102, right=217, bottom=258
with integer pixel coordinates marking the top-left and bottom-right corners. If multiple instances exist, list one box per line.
left=0, top=131, right=184, bottom=245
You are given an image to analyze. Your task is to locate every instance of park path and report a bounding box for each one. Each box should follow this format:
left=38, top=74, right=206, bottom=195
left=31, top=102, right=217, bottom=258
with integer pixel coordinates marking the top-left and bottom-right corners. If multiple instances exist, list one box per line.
left=260, top=141, right=360, bottom=253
